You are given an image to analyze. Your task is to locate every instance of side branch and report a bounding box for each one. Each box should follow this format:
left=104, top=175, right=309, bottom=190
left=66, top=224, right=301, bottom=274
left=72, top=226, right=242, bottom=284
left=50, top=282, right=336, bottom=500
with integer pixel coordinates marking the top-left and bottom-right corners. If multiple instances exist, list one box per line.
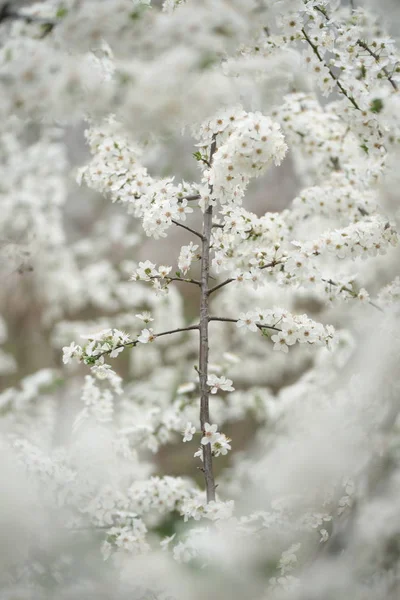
left=208, top=278, right=234, bottom=295
left=156, top=325, right=200, bottom=338
left=151, top=276, right=201, bottom=287
left=322, top=278, right=383, bottom=312
left=357, top=39, right=398, bottom=91
left=94, top=325, right=199, bottom=360
left=172, top=219, right=204, bottom=241
left=301, top=27, right=360, bottom=111
left=208, top=261, right=282, bottom=295
left=209, top=317, right=281, bottom=332
left=179, top=194, right=201, bottom=202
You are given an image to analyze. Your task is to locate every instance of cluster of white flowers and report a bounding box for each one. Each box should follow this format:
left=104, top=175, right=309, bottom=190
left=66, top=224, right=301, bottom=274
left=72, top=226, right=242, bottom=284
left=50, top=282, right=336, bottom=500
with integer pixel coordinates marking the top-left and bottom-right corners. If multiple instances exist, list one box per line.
left=1, top=0, right=400, bottom=597
left=128, top=476, right=193, bottom=516
left=289, top=180, right=379, bottom=225
left=194, top=422, right=232, bottom=458
left=378, top=276, right=400, bottom=306
left=63, top=328, right=132, bottom=367
left=236, top=308, right=335, bottom=353
left=78, top=120, right=198, bottom=239
left=76, top=375, right=115, bottom=425
left=295, top=217, right=398, bottom=261
left=180, top=496, right=234, bottom=523
left=197, top=108, right=287, bottom=205
left=178, top=242, right=199, bottom=275
left=102, top=519, right=149, bottom=560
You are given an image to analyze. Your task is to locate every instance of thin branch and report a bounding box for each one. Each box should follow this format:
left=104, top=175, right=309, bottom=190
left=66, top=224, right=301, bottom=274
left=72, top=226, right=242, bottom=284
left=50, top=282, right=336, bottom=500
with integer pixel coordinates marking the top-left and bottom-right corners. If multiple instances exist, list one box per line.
left=301, top=27, right=360, bottom=111
left=155, top=325, right=200, bottom=338
left=0, top=3, right=57, bottom=35
left=207, top=278, right=234, bottom=295
left=93, top=325, right=199, bottom=360
left=322, top=278, right=383, bottom=312
left=200, top=157, right=212, bottom=168
left=172, top=219, right=204, bottom=241
left=207, top=260, right=282, bottom=295
left=178, top=194, right=201, bottom=202
left=209, top=316, right=281, bottom=332
left=357, top=39, right=398, bottom=90
left=150, top=275, right=201, bottom=287
left=260, top=259, right=283, bottom=271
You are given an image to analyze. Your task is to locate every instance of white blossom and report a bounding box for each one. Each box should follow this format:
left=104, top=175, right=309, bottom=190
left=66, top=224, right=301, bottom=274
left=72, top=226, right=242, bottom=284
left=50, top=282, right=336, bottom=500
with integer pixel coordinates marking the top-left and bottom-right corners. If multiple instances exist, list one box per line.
left=207, top=375, right=235, bottom=394
left=182, top=422, right=196, bottom=443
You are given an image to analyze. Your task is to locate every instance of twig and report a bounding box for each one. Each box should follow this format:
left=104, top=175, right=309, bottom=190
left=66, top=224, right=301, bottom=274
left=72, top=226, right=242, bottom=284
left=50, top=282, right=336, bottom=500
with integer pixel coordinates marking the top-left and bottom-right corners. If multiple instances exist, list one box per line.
left=207, top=260, right=281, bottom=295
left=260, top=259, right=282, bottom=271
left=93, top=325, right=199, bottom=360
left=150, top=275, right=201, bottom=287
left=0, top=3, right=57, bottom=36
left=357, top=40, right=398, bottom=91
left=322, top=278, right=383, bottom=312
left=172, top=219, right=204, bottom=241
left=208, top=278, right=235, bottom=295
left=209, top=316, right=281, bottom=332
left=155, top=325, right=200, bottom=338
left=178, top=194, right=201, bottom=202
left=301, top=27, right=360, bottom=111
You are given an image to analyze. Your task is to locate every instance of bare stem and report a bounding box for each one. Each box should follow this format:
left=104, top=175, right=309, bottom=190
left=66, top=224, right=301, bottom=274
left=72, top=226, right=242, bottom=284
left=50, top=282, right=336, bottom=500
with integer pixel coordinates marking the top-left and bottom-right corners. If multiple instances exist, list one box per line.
left=209, top=316, right=281, bottom=332
left=150, top=275, right=201, bottom=287
left=198, top=135, right=217, bottom=503
left=178, top=194, right=201, bottom=202
left=156, top=325, right=200, bottom=338
left=208, top=278, right=235, bottom=295
left=357, top=40, right=398, bottom=91
left=172, top=219, right=204, bottom=241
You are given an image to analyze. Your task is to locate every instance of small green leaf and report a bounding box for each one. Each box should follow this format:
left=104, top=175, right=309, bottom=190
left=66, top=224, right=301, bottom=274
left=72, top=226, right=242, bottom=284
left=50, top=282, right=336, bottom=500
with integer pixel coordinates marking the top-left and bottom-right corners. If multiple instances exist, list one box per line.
left=56, top=7, right=68, bottom=18
left=370, top=98, right=384, bottom=113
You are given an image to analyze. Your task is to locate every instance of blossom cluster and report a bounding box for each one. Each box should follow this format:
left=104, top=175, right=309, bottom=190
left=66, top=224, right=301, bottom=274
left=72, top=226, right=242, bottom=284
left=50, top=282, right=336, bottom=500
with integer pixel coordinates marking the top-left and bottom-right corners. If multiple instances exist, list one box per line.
left=178, top=242, right=200, bottom=275
left=63, top=328, right=132, bottom=367
left=183, top=422, right=232, bottom=458
left=236, top=308, right=335, bottom=354
left=180, top=496, right=234, bottom=523
left=102, top=519, right=149, bottom=560
left=197, top=108, right=287, bottom=205
left=1, top=0, right=400, bottom=597
left=294, top=217, right=398, bottom=261
left=198, top=422, right=232, bottom=458
left=78, top=119, right=198, bottom=240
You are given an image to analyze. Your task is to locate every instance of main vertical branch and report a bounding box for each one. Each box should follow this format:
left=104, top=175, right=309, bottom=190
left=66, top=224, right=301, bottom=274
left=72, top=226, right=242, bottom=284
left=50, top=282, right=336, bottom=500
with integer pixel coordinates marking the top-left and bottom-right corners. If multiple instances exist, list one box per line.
left=199, top=135, right=217, bottom=503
